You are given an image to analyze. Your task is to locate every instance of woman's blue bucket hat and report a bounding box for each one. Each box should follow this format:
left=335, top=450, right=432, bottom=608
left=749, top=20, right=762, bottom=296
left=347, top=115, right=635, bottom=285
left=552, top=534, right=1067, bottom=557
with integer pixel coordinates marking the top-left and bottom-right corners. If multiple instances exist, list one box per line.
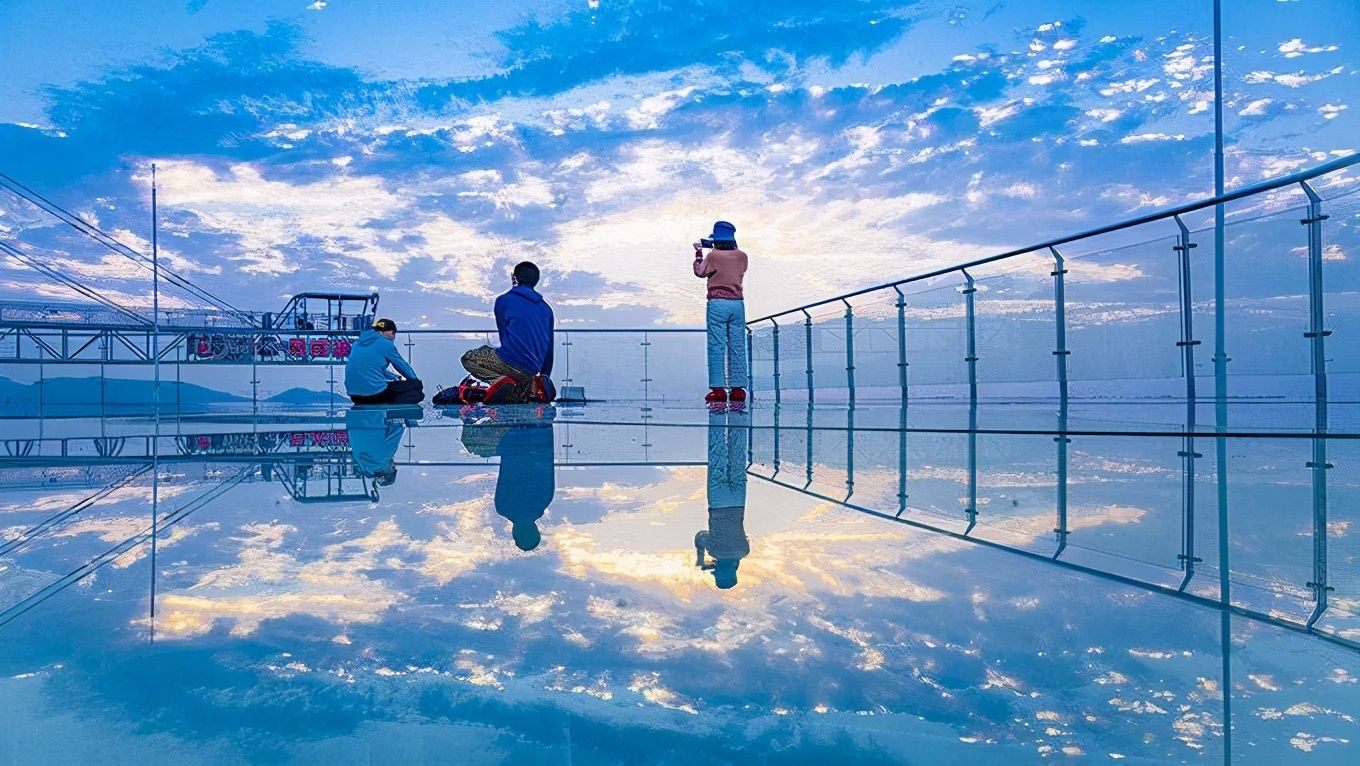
left=709, top=221, right=736, bottom=242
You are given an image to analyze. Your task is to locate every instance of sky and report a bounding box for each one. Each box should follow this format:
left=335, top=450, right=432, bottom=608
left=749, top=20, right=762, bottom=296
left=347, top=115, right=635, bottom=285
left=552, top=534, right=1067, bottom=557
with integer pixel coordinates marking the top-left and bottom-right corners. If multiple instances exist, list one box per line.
left=0, top=0, right=1357, bottom=328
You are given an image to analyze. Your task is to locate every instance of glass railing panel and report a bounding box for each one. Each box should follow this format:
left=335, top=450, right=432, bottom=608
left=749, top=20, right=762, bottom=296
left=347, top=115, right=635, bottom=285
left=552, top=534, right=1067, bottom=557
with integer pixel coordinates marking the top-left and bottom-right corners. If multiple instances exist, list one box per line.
left=806, top=305, right=850, bottom=399
left=1320, top=184, right=1360, bottom=376
left=1063, top=233, right=1184, bottom=385
left=844, top=288, right=905, bottom=397
left=969, top=255, right=1060, bottom=387
left=901, top=273, right=969, bottom=388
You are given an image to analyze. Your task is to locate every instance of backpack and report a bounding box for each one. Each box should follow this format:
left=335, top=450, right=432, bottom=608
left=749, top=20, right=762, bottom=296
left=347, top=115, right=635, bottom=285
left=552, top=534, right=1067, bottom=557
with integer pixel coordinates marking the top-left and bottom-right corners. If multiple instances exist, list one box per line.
left=434, top=375, right=557, bottom=406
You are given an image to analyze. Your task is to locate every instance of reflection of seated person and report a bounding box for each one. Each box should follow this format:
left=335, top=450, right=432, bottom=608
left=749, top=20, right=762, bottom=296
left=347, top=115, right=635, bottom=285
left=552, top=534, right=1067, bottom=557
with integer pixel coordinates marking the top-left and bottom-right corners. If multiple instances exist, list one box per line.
left=345, top=318, right=424, bottom=405
left=459, top=408, right=556, bottom=551
left=695, top=407, right=750, bottom=589
left=346, top=409, right=405, bottom=489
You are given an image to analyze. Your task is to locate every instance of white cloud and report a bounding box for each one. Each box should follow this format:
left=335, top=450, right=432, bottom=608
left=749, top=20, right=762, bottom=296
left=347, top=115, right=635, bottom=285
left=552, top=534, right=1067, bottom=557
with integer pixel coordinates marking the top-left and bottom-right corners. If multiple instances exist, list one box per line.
left=1277, top=39, right=1339, bottom=58
left=1243, top=66, right=1344, bottom=88
left=138, top=161, right=515, bottom=283
left=1099, top=78, right=1160, bottom=96
left=456, top=170, right=556, bottom=210
left=1118, top=132, right=1186, bottom=145
left=1085, top=108, right=1122, bottom=123
left=1319, top=103, right=1348, bottom=120
left=1239, top=98, right=1274, bottom=117
left=624, top=86, right=697, bottom=130
left=142, top=162, right=406, bottom=276
left=1052, top=39, right=1077, bottom=51
left=1163, top=43, right=1212, bottom=82
left=975, top=102, right=1021, bottom=128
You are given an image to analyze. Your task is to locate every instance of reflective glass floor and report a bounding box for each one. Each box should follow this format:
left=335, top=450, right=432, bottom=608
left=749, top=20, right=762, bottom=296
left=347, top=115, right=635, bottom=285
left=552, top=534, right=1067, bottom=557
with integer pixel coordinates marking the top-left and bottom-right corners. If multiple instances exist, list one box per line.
left=1, top=400, right=1358, bottom=765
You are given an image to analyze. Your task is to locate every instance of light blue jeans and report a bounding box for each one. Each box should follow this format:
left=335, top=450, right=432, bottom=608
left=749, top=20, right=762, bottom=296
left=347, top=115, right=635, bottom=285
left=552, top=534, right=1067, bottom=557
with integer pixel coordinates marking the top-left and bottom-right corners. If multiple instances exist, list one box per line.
left=706, top=299, right=748, bottom=388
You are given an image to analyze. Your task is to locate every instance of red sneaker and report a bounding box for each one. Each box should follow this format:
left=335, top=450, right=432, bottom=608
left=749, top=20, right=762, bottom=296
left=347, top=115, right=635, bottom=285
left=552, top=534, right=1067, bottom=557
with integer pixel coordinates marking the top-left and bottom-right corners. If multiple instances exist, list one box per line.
left=729, top=387, right=747, bottom=402
left=704, top=387, right=728, bottom=403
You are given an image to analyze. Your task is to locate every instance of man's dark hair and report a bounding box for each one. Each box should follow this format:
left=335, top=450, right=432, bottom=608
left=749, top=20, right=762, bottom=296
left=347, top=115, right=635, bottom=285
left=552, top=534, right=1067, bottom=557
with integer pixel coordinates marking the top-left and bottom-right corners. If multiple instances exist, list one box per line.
left=513, top=261, right=540, bottom=288
left=713, top=240, right=739, bottom=251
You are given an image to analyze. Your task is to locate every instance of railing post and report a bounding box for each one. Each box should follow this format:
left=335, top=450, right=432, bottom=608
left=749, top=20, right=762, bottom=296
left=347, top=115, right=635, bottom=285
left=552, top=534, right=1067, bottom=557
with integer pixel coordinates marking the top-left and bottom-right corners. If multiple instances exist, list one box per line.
left=842, top=299, right=856, bottom=407
left=961, top=269, right=978, bottom=532
left=801, top=309, right=814, bottom=403
left=803, top=401, right=814, bottom=490
left=1051, top=247, right=1071, bottom=557
left=894, top=284, right=908, bottom=517
left=772, top=398, right=782, bottom=477
left=896, top=393, right=908, bottom=517
left=1174, top=215, right=1202, bottom=590
left=561, top=330, right=572, bottom=388
left=769, top=318, right=782, bottom=406
left=640, top=332, right=652, bottom=422
left=251, top=332, right=259, bottom=421
left=894, top=286, right=908, bottom=399
left=1300, top=180, right=1333, bottom=627
left=745, top=326, right=754, bottom=400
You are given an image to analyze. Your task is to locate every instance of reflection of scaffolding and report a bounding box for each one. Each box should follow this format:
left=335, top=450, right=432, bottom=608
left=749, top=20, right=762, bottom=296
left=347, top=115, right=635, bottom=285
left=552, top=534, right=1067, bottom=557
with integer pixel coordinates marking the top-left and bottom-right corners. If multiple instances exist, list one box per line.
left=267, top=456, right=377, bottom=503
left=0, top=427, right=351, bottom=465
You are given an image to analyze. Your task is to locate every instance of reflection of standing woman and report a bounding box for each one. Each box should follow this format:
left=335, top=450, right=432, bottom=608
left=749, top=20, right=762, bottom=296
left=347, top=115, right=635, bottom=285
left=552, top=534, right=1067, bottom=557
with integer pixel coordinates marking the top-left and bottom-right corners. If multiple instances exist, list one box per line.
left=693, top=221, right=749, bottom=404
left=695, top=406, right=750, bottom=589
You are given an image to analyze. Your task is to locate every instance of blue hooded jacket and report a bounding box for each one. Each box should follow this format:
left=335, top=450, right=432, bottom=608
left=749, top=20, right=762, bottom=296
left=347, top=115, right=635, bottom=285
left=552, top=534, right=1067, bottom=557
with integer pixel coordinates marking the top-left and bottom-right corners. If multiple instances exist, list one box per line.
left=344, top=329, right=418, bottom=396
left=494, top=285, right=554, bottom=376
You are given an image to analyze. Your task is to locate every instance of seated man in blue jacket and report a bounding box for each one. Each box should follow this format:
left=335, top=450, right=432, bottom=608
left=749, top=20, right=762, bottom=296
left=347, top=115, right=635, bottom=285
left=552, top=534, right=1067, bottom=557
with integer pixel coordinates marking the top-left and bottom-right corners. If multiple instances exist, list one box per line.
left=461, top=261, right=554, bottom=399
left=345, top=318, right=425, bottom=404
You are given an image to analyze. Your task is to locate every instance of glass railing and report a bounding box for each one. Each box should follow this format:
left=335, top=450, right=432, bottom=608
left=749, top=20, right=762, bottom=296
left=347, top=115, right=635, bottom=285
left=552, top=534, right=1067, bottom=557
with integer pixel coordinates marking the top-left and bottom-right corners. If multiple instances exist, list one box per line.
left=747, top=153, right=1360, bottom=406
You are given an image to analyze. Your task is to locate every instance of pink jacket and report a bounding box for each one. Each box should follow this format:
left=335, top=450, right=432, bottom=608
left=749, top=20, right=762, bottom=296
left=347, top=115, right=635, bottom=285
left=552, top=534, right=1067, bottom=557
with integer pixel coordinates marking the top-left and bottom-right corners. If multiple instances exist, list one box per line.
left=693, top=248, right=748, bottom=300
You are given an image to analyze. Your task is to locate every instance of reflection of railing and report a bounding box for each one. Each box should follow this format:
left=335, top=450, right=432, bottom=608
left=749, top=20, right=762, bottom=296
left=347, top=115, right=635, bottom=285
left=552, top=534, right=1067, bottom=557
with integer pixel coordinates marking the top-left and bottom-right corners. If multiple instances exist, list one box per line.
left=746, top=407, right=1359, bottom=652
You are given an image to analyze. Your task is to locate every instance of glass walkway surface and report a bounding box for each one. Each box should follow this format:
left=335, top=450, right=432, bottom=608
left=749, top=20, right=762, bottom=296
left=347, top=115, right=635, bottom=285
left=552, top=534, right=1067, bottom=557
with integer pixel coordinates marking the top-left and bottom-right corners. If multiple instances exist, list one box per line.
left=1, top=399, right=1357, bottom=765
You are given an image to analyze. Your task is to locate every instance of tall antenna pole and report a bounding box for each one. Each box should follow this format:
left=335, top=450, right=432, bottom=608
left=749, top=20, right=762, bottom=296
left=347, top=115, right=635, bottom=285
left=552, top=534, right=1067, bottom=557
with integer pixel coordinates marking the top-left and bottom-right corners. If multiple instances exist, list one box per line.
left=1211, top=1, right=1231, bottom=762
left=150, top=162, right=160, bottom=641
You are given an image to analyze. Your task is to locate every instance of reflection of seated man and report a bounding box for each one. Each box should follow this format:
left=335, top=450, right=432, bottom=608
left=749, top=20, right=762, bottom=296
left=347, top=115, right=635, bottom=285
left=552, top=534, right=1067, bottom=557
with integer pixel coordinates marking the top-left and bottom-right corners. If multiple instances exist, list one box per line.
left=345, top=318, right=424, bottom=405
left=695, top=407, right=750, bottom=589
left=345, top=409, right=405, bottom=489
left=460, top=261, right=553, bottom=403
left=459, top=409, right=556, bottom=551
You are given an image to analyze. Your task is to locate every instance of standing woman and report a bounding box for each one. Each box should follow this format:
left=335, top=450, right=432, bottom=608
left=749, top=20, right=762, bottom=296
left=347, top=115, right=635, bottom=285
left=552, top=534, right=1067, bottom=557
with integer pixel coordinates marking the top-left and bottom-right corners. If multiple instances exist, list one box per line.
left=693, top=220, right=749, bottom=403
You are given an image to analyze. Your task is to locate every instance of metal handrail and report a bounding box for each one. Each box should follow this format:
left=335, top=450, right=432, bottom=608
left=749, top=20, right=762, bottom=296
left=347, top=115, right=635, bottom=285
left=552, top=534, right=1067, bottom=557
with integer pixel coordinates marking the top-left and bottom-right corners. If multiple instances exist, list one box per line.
left=747, top=152, right=1360, bottom=324
left=0, top=321, right=703, bottom=334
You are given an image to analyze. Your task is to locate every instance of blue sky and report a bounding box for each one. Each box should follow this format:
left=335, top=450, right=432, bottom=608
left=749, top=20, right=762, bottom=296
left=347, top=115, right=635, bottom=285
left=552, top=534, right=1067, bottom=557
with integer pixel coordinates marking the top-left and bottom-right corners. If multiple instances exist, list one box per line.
left=0, top=0, right=1356, bottom=327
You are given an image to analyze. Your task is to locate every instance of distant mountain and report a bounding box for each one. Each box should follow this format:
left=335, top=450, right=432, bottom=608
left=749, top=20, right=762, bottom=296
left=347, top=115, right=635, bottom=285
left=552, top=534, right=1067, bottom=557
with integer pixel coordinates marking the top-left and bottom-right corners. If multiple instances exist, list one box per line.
left=264, top=387, right=336, bottom=404
left=0, top=376, right=247, bottom=417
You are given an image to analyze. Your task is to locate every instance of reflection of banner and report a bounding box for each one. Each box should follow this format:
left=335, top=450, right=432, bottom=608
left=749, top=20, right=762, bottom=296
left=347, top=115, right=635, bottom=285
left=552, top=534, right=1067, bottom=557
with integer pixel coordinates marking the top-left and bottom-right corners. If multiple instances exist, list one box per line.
left=288, top=431, right=349, bottom=448
left=187, top=334, right=353, bottom=364
left=176, top=430, right=348, bottom=455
